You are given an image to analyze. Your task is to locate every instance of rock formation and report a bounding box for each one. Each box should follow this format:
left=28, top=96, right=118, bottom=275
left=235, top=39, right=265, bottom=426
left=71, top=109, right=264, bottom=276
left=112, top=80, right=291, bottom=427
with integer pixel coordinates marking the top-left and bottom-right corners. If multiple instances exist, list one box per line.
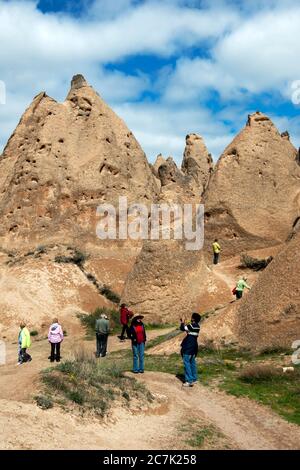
left=203, top=112, right=300, bottom=257
left=182, top=133, right=213, bottom=196
left=236, top=231, right=300, bottom=351
left=0, top=74, right=159, bottom=252
left=121, top=135, right=215, bottom=321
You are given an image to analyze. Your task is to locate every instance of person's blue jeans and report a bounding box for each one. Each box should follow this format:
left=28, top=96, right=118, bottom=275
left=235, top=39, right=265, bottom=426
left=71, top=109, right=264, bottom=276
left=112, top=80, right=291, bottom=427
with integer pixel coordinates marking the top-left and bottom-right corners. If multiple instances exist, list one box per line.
left=132, top=343, right=145, bottom=372
left=183, top=354, right=197, bottom=383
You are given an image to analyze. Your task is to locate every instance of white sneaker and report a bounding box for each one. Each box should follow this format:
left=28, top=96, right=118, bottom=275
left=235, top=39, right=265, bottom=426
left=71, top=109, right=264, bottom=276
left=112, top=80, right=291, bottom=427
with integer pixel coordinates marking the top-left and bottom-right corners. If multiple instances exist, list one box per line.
left=182, top=382, right=193, bottom=387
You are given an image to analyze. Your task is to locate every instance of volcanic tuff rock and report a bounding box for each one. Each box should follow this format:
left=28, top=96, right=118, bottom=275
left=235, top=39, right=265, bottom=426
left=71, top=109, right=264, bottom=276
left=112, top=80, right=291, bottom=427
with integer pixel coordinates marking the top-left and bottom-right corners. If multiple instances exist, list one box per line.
left=236, top=231, right=300, bottom=351
left=182, top=133, right=213, bottom=196
left=203, top=112, right=300, bottom=257
left=0, top=74, right=159, bottom=251
left=121, top=137, right=215, bottom=321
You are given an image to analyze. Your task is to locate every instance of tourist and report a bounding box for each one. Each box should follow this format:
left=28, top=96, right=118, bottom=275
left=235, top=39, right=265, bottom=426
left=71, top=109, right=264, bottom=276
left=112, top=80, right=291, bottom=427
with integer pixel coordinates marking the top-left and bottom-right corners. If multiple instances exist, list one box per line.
left=235, top=276, right=251, bottom=299
left=48, top=318, right=64, bottom=362
left=180, top=313, right=201, bottom=387
left=18, top=322, right=32, bottom=365
left=95, top=313, right=110, bottom=358
left=212, top=239, right=221, bottom=265
left=129, top=315, right=146, bottom=374
left=119, top=303, right=133, bottom=341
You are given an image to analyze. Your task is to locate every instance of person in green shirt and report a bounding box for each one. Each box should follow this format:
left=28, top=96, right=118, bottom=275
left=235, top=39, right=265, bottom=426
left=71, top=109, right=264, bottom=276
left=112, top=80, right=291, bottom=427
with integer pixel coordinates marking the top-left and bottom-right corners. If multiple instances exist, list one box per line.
left=95, top=313, right=110, bottom=358
left=212, top=239, right=221, bottom=265
left=235, top=277, right=251, bottom=299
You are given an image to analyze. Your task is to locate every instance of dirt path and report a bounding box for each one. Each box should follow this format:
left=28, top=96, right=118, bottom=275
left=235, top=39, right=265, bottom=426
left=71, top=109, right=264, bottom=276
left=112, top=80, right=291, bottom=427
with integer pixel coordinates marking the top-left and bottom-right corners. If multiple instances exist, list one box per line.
left=0, top=332, right=299, bottom=450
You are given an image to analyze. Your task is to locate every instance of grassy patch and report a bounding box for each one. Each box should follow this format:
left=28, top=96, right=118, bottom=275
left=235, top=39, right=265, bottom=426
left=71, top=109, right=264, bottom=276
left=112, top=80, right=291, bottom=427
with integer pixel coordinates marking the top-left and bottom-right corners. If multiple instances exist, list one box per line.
left=41, top=348, right=153, bottom=417
left=145, top=329, right=182, bottom=350
left=137, top=340, right=300, bottom=426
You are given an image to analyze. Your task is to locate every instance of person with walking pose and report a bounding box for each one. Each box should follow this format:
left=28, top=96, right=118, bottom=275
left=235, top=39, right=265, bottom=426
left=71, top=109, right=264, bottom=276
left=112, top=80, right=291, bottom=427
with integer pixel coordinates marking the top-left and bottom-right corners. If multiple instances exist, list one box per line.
left=119, top=303, right=134, bottom=341
left=95, top=313, right=110, bottom=358
left=18, top=322, right=32, bottom=365
left=129, top=315, right=147, bottom=374
left=180, top=313, right=201, bottom=387
left=48, top=318, right=64, bottom=362
left=235, top=276, right=251, bottom=300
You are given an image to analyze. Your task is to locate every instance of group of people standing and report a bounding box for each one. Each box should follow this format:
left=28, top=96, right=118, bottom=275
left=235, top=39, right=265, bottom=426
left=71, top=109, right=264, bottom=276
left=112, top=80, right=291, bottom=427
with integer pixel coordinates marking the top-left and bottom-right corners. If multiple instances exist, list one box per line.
left=17, top=318, right=64, bottom=365
left=95, top=303, right=201, bottom=386
left=95, top=304, right=146, bottom=374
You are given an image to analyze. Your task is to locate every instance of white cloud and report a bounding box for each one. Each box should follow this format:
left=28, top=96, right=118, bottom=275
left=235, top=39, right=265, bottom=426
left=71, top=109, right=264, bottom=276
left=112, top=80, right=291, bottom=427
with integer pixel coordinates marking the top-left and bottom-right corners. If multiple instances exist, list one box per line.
left=115, top=101, right=235, bottom=163
left=165, top=4, right=300, bottom=103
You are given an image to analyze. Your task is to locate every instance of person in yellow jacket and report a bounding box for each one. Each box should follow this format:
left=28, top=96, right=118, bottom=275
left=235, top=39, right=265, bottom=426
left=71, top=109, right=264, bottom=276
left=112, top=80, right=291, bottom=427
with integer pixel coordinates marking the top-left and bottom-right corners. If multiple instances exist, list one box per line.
left=212, top=239, right=221, bottom=265
left=18, top=322, right=32, bottom=365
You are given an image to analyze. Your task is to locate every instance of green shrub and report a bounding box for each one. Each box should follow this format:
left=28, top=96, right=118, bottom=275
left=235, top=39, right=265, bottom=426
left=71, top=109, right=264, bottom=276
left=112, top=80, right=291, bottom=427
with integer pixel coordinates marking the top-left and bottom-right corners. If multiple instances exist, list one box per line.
left=100, top=285, right=120, bottom=304
left=55, top=249, right=89, bottom=267
left=240, top=253, right=273, bottom=271
left=35, top=395, right=53, bottom=410
left=41, top=348, right=152, bottom=418
left=78, top=307, right=120, bottom=337
left=30, top=330, right=39, bottom=337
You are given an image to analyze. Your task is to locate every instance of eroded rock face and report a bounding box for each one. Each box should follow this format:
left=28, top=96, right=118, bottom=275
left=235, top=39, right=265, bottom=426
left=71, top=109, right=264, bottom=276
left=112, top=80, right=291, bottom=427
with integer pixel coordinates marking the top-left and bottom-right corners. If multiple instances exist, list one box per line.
left=182, top=133, right=213, bottom=196
left=121, top=239, right=209, bottom=322
left=0, top=75, right=159, bottom=251
left=203, top=112, right=300, bottom=257
left=236, top=232, right=300, bottom=351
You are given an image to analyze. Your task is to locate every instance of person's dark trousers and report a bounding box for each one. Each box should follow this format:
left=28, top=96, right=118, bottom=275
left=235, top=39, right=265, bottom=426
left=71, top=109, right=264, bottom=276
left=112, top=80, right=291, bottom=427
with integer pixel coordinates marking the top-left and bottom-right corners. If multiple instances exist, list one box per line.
left=236, top=290, right=243, bottom=300
left=120, top=324, right=130, bottom=340
left=96, top=333, right=108, bottom=357
left=50, top=342, right=61, bottom=362
left=213, top=252, right=219, bottom=264
left=21, top=348, right=32, bottom=363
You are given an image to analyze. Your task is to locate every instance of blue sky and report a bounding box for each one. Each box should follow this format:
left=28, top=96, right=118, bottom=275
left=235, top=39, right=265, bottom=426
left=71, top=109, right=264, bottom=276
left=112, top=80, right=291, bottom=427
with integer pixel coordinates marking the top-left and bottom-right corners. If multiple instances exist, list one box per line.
left=0, top=0, right=299, bottom=163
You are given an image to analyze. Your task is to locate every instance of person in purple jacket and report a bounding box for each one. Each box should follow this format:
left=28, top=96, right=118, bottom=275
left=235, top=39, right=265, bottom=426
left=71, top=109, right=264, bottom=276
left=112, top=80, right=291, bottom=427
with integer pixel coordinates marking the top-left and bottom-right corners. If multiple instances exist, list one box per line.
left=48, top=318, right=64, bottom=363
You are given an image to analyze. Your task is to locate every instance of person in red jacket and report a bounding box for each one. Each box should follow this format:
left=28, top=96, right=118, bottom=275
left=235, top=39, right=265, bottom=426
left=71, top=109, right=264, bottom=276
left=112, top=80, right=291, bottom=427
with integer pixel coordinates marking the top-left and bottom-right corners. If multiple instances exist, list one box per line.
left=119, top=303, right=134, bottom=341
left=129, top=315, right=147, bottom=373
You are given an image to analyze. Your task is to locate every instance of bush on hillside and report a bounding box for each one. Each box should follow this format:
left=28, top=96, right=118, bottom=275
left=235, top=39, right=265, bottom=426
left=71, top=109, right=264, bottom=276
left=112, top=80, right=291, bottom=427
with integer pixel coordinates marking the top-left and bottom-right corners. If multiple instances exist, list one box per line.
left=240, top=253, right=273, bottom=271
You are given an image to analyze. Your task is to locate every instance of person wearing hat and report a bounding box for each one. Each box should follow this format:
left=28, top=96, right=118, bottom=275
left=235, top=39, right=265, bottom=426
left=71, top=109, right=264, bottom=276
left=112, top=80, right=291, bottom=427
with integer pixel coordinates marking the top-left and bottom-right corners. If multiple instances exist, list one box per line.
left=95, top=313, right=110, bottom=358
left=129, top=315, right=147, bottom=373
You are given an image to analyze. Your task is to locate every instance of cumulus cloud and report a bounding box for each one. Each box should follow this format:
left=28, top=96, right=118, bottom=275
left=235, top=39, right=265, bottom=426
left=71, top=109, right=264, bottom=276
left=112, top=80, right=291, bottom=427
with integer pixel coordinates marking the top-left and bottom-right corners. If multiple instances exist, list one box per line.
left=165, top=3, right=300, bottom=102
left=0, top=0, right=299, bottom=163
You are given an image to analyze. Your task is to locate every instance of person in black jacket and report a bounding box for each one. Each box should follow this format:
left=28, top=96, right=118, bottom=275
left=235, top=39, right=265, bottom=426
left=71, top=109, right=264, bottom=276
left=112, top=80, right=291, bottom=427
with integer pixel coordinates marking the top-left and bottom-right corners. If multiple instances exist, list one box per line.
left=129, top=315, right=147, bottom=373
left=180, top=313, right=201, bottom=387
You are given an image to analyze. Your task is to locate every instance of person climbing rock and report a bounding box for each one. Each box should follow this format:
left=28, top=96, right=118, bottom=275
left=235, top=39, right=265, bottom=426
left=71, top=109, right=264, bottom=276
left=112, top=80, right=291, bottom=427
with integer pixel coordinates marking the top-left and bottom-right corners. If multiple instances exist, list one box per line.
left=129, top=315, right=146, bottom=374
left=119, top=303, right=134, bottom=341
left=17, top=322, right=32, bottom=365
left=95, top=313, right=110, bottom=358
left=212, top=239, right=221, bottom=265
left=48, top=318, right=64, bottom=362
left=180, top=313, right=201, bottom=387
left=235, top=276, right=251, bottom=299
